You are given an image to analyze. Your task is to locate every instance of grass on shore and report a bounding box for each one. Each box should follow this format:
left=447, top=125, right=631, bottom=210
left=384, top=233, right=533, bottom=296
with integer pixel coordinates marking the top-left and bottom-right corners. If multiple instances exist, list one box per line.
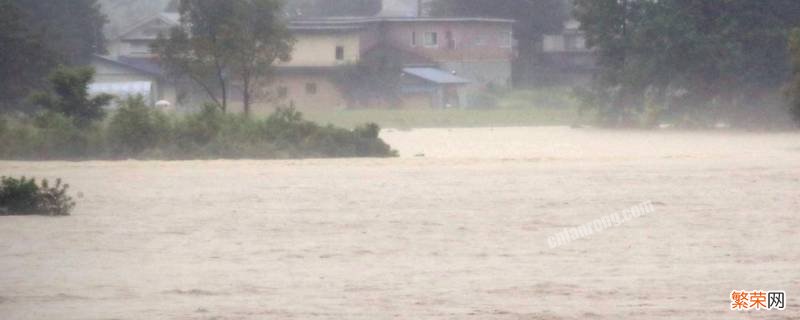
left=304, top=88, right=583, bottom=129
left=304, top=107, right=580, bottom=130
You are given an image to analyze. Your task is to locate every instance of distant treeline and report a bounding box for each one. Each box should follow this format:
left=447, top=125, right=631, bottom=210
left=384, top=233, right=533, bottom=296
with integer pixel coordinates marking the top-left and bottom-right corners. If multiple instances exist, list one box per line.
left=574, top=0, right=800, bottom=128
left=0, top=102, right=396, bottom=160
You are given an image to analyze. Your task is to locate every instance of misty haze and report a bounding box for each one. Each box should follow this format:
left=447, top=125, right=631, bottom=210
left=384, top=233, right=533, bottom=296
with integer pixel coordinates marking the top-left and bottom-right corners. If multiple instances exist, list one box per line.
left=0, top=0, right=798, bottom=319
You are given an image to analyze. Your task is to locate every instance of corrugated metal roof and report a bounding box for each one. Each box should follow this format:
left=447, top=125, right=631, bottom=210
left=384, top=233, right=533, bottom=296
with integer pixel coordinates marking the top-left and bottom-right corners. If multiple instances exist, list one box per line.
left=402, top=68, right=469, bottom=84
left=93, top=55, right=164, bottom=77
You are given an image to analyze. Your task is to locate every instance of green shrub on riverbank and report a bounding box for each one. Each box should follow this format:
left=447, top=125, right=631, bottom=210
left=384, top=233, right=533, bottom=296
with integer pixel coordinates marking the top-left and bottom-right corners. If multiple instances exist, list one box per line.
left=0, top=98, right=397, bottom=160
left=0, top=177, right=75, bottom=216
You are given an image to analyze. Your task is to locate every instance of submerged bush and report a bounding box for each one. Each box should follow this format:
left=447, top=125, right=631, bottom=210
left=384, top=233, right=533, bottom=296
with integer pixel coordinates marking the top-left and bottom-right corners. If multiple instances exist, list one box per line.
left=0, top=177, right=75, bottom=216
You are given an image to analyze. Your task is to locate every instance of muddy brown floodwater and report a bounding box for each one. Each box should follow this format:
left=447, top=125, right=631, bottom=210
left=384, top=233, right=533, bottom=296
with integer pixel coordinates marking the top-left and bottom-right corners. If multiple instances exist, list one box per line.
left=1, top=127, right=799, bottom=319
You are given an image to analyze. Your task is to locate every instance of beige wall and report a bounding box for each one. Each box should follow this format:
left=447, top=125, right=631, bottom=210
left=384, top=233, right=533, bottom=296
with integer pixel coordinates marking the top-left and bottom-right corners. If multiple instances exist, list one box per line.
left=280, top=32, right=362, bottom=67
left=252, top=73, right=349, bottom=114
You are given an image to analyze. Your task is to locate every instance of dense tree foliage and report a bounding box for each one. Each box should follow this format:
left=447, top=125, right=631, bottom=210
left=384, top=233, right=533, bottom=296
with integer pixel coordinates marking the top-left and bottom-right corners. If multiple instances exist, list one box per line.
left=0, top=0, right=107, bottom=112
left=29, top=66, right=114, bottom=127
left=0, top=1, right=53, bottom=112
left=0, top=102, right=397, bottom=160
left=574, top=0, right=800, bottom=126
left=14, top=0, right=107, bottom=64
left=430, top=0, right=569, bottom=85
left=152, top=0, right=294, bottom=115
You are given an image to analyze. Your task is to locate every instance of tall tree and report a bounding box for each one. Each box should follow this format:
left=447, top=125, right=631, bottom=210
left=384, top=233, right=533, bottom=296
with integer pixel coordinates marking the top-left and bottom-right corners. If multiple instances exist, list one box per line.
left=0, top=0, right=107, bottom=112
left=153, top=0, right=294, bottom=115
left=430, top=0, right=569, bottom=85
left=573, top=0, right=642, bottom=124
left=229, top=0, right=294, bottom=114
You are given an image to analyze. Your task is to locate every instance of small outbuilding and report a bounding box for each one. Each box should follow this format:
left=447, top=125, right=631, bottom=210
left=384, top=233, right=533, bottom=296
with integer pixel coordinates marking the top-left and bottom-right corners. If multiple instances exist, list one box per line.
left=400, top=67, right=469, bottom=108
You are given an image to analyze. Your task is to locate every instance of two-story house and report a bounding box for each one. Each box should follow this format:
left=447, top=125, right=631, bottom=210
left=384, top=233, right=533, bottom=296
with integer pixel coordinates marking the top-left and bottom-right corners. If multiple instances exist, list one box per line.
left=266, top=15, right=514, bottom=111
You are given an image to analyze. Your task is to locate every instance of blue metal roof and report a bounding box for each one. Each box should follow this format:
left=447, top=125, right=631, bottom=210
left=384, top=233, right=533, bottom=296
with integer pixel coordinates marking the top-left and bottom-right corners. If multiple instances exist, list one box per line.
left=402, top=68, right=469, bottom=84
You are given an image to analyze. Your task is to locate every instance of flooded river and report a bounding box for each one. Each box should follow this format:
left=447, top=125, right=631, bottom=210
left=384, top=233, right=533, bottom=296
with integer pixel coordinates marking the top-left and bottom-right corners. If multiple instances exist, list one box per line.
left=1, top=127, right=799, bottom=319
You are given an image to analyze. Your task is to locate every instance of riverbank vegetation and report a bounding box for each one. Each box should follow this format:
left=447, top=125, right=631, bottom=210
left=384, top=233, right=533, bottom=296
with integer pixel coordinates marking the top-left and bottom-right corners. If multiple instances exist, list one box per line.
left=0, top=67, right=396, bottom=160
left=0, top=99, right=396, bottom=160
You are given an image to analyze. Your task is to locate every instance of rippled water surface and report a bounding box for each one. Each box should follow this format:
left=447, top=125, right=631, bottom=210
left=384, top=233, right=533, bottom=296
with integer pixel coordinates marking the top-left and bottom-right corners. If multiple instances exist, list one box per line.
left=1, top=127, right=799, bottom=319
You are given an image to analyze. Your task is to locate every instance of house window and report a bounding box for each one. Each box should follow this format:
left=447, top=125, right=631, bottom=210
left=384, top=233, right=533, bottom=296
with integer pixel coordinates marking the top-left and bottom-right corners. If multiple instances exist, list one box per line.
left=499, top=31, right=513, bottom=48
left=411, top=31, right=417, bottom=47
left=305, top=83, right=318, bottom=95
left=335, top=46, right=345, bottom=61
left=277, top=86, right=288, bottom=98
left=423, top=32, right=438, bottom=47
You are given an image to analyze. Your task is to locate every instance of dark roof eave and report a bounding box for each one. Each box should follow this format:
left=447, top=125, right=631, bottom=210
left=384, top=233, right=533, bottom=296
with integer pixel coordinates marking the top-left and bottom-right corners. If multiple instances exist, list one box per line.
left=92, top=55, right=164, bottom=78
